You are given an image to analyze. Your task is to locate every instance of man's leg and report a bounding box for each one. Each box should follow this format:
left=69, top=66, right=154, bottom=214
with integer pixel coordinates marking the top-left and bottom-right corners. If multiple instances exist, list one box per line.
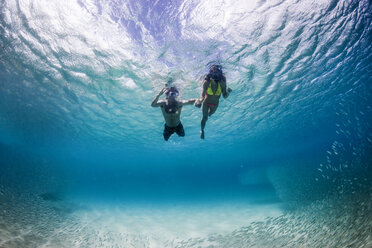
left=175, top=123, right=185, bottom=137
left=163, top=124, right=174, bottom=141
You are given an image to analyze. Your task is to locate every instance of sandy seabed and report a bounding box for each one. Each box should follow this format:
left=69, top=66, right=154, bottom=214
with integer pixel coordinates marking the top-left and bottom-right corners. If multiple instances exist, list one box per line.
left=0, top=191, right=371, bottom=248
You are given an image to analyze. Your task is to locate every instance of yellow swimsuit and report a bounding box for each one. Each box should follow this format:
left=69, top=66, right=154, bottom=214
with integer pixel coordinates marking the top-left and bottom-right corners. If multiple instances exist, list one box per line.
left=205, top=82, right=221, bottom=107
left=206, top=82, right=221, bottom=96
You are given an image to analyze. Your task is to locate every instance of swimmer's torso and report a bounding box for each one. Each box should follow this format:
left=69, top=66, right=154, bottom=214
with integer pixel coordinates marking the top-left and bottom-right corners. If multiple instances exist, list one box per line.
left=204, top=79, right=223, bottom=105
left=161, top=102, right=182, bottom=127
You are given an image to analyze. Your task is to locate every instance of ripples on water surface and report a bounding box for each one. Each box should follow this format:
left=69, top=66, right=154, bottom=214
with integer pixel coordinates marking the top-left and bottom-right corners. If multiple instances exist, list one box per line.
left=0, top=0, right=371, bottom=247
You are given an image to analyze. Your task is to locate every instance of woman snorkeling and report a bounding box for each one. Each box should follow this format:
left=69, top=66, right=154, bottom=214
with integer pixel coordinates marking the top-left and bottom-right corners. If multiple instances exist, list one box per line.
left=195, top=65, right=232, bottom=139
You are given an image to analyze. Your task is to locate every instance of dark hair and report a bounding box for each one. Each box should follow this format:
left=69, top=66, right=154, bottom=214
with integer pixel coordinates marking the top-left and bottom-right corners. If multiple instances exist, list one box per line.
left=206, top=65, right=223, bottom=81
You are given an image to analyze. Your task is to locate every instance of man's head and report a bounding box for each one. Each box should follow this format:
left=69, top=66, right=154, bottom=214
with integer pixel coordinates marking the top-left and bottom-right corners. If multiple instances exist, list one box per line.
left=165, top=87, right=179, bottom=100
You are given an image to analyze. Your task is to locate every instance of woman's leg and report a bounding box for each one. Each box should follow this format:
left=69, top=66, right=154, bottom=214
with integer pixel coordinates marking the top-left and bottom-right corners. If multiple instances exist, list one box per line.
left=208, top=105, right=218, bottom=116
left=200, top=104, right=209, bottom=139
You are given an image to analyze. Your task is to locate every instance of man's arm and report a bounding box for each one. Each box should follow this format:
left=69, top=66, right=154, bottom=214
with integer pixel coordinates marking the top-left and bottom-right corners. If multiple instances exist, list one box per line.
left=151, top=88, right=166, bottom=107
left=180, top=98, right=198, bottom=106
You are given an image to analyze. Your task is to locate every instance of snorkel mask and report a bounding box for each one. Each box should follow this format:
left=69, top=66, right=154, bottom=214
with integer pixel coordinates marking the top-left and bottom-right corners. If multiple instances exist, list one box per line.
left=165, top=87, right=179, bottom=98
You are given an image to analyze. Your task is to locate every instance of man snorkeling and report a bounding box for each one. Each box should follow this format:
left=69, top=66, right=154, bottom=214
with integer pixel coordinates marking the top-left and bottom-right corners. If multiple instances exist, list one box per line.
left=195, top=65, right=232, bottom=139
left=151, top=86, right=198, bottom=141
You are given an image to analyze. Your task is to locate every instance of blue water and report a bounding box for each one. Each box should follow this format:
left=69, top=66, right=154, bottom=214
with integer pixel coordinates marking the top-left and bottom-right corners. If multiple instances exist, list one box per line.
left=0, top=0, right=371, bottom=247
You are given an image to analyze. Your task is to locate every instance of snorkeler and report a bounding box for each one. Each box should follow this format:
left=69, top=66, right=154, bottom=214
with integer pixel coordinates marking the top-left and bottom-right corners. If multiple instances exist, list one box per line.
left=151, top=86, right=198, bottom=141
left=195, top=65, right=232, bottom=139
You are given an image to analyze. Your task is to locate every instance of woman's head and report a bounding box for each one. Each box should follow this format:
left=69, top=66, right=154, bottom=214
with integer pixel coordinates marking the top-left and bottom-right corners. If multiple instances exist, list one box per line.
left=209, top=65, right=222, bottom=73
left=207, top=65, right=223, bottom=81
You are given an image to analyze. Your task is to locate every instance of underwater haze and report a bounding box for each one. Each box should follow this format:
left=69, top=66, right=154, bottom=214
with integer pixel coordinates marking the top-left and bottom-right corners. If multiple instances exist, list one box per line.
left=0, top=0, right=371, bottom=247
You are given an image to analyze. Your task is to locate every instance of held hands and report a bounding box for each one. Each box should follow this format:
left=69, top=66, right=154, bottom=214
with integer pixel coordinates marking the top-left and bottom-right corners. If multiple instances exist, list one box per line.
left=227, top=87, right=232, bottom=93
left=194, top=99, right=202, bottom=108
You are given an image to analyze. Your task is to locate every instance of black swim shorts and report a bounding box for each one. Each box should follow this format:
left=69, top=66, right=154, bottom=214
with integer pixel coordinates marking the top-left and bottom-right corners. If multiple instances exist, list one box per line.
left=163, top=123, right=185, bottom=141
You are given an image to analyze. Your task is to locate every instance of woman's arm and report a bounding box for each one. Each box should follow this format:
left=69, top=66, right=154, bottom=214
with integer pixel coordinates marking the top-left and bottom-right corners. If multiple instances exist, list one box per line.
left=221, top=75, right=231, bottom=98
left=195, top=80, right=208, bottom=107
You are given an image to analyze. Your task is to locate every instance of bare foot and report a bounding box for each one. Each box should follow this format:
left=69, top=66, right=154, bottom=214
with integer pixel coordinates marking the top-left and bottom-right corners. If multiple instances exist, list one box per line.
left=200, top=130, right=205, bottom=139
